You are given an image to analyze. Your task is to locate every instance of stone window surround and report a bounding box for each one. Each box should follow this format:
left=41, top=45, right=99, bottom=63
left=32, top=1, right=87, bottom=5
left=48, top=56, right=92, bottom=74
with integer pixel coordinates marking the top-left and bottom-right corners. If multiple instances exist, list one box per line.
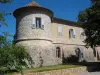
left=36, top=17, right=41, bottom=28
left=58, top=25, right=62, bottom=36
left=80, top=31, right=85, bottom=39
left=32, top=17, right=44, bottom=29
left=69, top=28, right=75, bottom=39
left=56, top=47, right=61, bottom=58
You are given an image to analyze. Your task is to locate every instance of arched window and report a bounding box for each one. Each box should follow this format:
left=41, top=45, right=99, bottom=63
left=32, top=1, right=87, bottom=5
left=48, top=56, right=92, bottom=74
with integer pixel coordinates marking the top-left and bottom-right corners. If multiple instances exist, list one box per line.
left=75, top=48, right=84, bottom=62
left=69, top=29, right=75, bottom=39
left=56, top=47, right=61, bottom=58
left=75, top=48, right=80, bottom=57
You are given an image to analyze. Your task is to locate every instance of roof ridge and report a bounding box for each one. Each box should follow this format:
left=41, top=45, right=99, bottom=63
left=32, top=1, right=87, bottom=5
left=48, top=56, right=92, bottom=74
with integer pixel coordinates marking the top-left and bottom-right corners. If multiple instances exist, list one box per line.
left=54, top=17, right=77, bottom=23
left=32, top=1, right=38, bottom=4
left=25, top=1, right=41, bottom=7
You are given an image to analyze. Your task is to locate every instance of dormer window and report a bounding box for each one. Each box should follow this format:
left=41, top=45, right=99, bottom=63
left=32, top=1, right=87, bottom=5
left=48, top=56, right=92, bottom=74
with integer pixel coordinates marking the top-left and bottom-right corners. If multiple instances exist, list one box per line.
left=69, top=29, right=75, bottom=39
left=36, top=18, right=41, bottom=28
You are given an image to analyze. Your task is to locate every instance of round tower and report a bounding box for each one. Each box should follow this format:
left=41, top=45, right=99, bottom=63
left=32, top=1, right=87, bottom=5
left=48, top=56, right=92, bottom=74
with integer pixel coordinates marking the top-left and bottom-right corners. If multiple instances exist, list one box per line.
left=13, top=2, right=56, bottom=67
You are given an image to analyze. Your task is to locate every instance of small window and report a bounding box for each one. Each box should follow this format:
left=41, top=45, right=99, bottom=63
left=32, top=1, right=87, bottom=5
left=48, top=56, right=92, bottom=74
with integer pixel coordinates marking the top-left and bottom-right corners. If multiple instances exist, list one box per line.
left=36, top=18, right=41, bottom=28
left=80, top=32, right=85, bottom=39
left=69, top=29, right=75, bottom=39
left=75, top=48, right=84, bottom=58
left=58, top=25, right=62, bottom=36
left=56, top=47, right=61, bottom=58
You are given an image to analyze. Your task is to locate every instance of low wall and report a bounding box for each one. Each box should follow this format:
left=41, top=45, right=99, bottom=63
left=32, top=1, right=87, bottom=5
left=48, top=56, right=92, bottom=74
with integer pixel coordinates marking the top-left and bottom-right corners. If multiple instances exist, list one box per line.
left=14, top=67, right=87, bottom=75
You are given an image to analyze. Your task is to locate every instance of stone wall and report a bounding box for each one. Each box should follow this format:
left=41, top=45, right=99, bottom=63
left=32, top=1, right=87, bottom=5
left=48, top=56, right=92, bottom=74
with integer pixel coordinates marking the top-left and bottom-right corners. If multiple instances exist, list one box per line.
left=15, top=9, right=55, bottom=67
left=14, top=67, right=87, bottom=75
left=16, top=40, right=58, bottom=67
left=53, top=43, right=95, bottom=63
left=16, top=10, right=52, bottom=41
left=51, top=23, right=85, bottom=45
left=15, top=7, right=95, bottom=68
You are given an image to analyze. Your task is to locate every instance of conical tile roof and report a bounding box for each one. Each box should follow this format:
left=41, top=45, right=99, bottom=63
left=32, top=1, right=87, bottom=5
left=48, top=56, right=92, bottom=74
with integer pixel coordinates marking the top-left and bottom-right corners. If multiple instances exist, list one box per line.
left=25, top=1, right=41, bottom=7
left=13, top=1, right=53, bottom=17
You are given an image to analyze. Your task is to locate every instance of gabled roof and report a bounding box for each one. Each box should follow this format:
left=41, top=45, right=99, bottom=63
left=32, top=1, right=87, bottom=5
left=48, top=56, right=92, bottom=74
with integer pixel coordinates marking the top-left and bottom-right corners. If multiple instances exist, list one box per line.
left=24, top=1, right=41, bottom=7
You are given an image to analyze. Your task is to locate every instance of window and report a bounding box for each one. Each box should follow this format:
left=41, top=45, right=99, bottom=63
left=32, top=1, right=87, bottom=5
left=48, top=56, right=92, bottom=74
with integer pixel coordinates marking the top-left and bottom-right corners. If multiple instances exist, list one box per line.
left=32, top=18, right=36, bottom=29
left=75, top=48, right=84, bottom=61
left=69, top=29, right=75, bottom=39
left=32, top=17, right=44, bottom=29
left=36, top=18, right=41, bottom=28
left=56, top=47, right=61, bottom=58
left=58, top=25, right=62, bottom=36
left=80, top=32, right=85, bottom=39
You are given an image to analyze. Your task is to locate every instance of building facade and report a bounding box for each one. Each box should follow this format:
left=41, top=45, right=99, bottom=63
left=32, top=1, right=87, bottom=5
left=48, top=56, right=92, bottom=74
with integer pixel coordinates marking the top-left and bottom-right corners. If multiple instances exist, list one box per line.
left=13, top=1, right=95, bottom=67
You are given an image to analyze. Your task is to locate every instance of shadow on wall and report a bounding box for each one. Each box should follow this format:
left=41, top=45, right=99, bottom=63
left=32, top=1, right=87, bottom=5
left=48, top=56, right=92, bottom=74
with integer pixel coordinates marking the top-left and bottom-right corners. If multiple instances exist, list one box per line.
left=62, top=55, right=79, bottom=63
left=62, top=54, right=100, bottom=72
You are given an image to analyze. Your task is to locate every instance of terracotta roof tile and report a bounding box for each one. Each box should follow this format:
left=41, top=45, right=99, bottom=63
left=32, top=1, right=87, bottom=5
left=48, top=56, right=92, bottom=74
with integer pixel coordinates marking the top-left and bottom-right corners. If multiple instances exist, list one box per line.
left=24, top=1, right=41, bottom=7
left=13, top=1, right=53, bottom=17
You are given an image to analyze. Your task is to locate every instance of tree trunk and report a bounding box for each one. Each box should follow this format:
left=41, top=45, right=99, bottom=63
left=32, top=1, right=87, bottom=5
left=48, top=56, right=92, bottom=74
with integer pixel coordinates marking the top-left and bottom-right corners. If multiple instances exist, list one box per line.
left=93, top=47, right=97, bottom=61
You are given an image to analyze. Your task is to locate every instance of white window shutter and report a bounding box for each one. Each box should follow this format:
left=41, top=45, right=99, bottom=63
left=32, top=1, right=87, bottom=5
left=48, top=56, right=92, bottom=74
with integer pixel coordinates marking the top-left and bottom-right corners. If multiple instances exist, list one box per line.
left=58, top=26, right=62, bottom=32
left=41, top=25, right=44, bottom=29
left=32, top=18, right=36, bottom=29
left=73, top=29, right=75, bottom=36
left=58, top=25, right=62, bottom=36
left=42, top=19, right=44, bottom=29
left=42, top=19, right=44, bottom=25
left=32, top=18, right=35, bottom=24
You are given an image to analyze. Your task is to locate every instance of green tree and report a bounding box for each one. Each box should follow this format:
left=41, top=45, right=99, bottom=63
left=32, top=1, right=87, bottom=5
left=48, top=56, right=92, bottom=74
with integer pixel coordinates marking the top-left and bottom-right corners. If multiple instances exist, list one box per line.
left=0, top=0, right=33, bottom=72
left=0, top=0, right=12, bottom=26
left=0, top=35, right=33, bottom=75
left=78, top=0, right=100, bottom=58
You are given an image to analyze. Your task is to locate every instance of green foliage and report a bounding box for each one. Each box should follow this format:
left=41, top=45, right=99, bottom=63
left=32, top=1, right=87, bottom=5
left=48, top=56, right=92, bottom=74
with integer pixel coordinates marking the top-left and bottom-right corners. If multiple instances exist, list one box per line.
left=0, top=35, right=33, bottom=75
left=0, top=12, right=7, bottom=26
left=91, top=0, right=100, bottom=5
left=0, top=11, right=12, bottom=26
left=0, top=0, right=12, bottom=27
left=78, top=0, right=100, bottom=48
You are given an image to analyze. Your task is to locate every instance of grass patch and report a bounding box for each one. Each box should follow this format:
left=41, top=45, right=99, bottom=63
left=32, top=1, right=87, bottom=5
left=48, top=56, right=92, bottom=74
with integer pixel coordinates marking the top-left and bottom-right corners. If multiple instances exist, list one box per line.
left=24, top=64, right=83, bottom=73
left=3, top=64, right=83, bottom=75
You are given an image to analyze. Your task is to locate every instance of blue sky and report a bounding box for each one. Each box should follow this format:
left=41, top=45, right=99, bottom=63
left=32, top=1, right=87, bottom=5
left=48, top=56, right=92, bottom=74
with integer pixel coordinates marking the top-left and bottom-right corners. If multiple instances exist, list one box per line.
left=0, top=0, right=91, bottom=40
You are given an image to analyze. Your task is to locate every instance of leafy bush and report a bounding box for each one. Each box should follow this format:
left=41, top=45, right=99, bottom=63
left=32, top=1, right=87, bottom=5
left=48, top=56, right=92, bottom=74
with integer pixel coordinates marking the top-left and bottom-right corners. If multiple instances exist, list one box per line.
left=0, top=36, right=33, bottom=75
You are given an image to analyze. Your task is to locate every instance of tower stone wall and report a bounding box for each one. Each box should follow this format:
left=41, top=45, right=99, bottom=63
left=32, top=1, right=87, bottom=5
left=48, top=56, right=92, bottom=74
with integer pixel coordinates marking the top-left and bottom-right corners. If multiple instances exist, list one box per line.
left=15, top=9, right=57, bottom=67
left=16, top=10, right=52, bottom=41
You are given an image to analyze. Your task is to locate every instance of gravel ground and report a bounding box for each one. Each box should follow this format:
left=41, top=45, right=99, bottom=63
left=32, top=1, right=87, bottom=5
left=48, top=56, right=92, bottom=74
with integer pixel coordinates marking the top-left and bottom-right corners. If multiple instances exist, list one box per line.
left=78, top=72, right=100, bottom=75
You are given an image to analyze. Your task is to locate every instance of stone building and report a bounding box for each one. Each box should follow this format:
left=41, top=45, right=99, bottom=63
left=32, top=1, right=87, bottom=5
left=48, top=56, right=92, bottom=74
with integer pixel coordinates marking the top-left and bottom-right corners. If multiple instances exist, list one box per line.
left=13, top=1, right=95, bottom=67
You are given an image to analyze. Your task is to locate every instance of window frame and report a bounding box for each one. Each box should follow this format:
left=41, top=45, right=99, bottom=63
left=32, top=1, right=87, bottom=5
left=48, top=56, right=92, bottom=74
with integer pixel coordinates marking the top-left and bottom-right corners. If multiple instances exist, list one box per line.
left=69, top=29, right=75, bottom=39
left=80, top=31, right=85, bottom=39
left=35, top=17, right=41, bottom=28
left=58, top=25, right=62, bottom=36
left=56, top=47, right=61, bottom=58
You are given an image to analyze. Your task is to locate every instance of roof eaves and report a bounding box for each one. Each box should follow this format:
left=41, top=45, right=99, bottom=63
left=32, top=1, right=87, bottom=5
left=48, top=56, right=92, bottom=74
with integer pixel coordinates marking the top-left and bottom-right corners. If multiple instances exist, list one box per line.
left=53, top=17, right=81, bottom=27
